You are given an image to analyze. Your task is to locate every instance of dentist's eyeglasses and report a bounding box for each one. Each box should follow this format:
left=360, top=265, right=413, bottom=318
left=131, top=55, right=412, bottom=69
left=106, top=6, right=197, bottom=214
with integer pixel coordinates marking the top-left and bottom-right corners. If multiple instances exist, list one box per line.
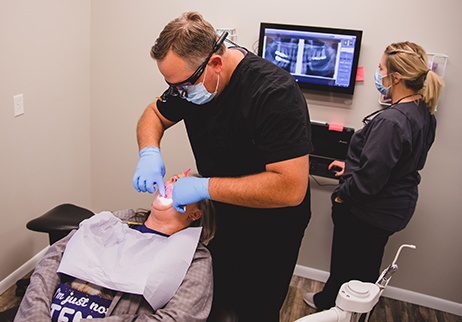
left=159, top=31, right=229, bottom=102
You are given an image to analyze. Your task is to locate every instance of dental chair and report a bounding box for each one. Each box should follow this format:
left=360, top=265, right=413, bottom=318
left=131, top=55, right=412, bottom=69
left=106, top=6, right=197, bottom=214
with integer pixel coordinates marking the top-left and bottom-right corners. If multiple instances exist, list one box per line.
left=27, top=203, right=94, bottom=245
left=22, top=203, right=239, bottom=322
left=16, top=204, right=94, bottom=294
left=0, top=204, right=95, bottom=321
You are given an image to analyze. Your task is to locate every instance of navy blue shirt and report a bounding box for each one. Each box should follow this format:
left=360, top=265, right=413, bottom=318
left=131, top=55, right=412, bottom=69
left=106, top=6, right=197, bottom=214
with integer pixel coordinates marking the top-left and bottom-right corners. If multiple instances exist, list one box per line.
left=335, top=101, right=436, bottom=232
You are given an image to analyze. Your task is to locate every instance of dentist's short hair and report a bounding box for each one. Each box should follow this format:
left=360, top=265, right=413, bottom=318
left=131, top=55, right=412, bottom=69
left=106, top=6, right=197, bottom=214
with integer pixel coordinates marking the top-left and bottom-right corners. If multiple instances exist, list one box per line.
left=151, top=11, right=225, bottom=70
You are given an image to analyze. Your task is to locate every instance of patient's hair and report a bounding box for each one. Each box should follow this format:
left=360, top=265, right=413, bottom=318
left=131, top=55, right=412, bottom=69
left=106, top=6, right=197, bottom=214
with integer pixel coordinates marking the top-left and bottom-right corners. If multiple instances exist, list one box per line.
left=190, top=198, right=216, bottom=245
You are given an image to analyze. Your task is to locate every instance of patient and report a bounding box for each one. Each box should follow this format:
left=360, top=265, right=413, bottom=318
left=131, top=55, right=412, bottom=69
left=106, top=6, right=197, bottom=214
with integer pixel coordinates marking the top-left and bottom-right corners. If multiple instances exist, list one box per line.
left=14, top=172, right=215, bottom=322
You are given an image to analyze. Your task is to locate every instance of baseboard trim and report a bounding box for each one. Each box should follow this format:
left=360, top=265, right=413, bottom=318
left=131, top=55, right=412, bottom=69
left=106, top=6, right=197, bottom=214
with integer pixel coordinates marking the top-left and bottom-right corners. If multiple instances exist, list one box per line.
left=294, top=265, right=462, bottom=317
left=0, top=247, right=49, bottom=296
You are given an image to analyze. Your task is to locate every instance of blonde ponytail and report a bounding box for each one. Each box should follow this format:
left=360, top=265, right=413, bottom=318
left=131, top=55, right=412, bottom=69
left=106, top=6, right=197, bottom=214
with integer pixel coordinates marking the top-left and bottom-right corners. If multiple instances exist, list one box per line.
left=384, top=41, right=445, bottom=114
left=421, top=70, right=445, bottom=114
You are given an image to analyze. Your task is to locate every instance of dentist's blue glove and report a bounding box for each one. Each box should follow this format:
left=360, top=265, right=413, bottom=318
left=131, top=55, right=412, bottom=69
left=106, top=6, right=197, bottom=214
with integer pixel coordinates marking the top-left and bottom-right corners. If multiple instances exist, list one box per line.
left=132, top=146, right=166, bottom=195
left=172, top=177, right=210, bottom=213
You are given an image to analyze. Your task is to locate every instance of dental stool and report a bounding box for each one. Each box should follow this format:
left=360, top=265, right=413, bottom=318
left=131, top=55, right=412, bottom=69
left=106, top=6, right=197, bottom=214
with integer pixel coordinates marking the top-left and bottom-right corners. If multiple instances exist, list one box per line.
left=27, top=203, right=94, bottom=245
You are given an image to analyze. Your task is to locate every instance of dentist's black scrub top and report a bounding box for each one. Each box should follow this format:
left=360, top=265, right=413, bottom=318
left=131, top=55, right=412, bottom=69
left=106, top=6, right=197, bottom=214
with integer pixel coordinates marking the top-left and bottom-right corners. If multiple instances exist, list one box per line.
left=157, top=50, right=313, bottom=319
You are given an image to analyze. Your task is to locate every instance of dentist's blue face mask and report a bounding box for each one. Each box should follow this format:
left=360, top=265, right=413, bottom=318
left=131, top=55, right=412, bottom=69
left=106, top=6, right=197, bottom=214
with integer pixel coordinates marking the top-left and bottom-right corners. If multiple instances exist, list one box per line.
left=374, top=68, right=392, bottom=96
left=183, top=66, right=220, bottom=105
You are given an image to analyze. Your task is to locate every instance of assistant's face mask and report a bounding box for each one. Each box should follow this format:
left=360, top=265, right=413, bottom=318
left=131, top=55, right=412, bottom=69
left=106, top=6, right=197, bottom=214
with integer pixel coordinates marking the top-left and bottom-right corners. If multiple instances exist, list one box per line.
left=374, top=68, right=392, bottom=96
left=184, top=66, right=220, bottom=105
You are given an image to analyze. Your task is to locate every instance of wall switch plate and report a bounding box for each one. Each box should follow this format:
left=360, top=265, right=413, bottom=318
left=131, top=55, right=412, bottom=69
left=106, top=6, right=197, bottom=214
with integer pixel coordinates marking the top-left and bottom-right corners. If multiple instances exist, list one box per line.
left=14, top=93, right=24, bottom=117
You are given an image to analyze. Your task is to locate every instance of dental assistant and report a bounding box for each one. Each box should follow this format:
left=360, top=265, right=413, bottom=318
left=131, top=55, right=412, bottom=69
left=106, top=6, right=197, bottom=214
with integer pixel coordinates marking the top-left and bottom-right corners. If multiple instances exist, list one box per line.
left=304, top=41, right=444, bottom=313
left=132, top=11, right=313, bottom=322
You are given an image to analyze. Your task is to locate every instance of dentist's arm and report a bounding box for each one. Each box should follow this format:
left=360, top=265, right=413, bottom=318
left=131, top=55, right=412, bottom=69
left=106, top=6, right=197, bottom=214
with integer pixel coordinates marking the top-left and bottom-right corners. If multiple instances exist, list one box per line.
left=209, top=155, right=309, bottom=207
left=132, top=102, right=176, bottom=195
left=172, top=155, right=309, bottom=212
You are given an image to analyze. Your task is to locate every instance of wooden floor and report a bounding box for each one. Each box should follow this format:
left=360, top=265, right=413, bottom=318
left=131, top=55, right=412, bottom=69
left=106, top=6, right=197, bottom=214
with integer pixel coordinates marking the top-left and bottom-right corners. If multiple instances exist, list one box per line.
left=0, top=283, right=23, bottom=311
left=281, top=275, right=462, bottom=322
left=1, top=273, right=461, bottom=321
left=0, top=272, right=31, bottom=321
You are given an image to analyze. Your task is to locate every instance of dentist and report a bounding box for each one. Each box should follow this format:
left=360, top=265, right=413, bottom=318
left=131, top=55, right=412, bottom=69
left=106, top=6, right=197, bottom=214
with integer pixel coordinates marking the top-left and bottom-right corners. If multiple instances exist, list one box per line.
left=132, top=11, right=313, bottom=322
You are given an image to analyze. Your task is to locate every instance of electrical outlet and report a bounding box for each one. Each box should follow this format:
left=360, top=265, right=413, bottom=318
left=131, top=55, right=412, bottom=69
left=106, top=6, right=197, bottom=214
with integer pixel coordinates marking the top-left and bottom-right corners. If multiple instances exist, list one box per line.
left=14, top=94, right=24, bottom=117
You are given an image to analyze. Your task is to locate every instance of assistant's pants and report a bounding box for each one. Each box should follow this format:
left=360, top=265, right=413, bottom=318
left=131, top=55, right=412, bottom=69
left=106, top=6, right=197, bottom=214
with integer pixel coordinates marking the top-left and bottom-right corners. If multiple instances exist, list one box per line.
left=314, top=202, right=394, bottom=311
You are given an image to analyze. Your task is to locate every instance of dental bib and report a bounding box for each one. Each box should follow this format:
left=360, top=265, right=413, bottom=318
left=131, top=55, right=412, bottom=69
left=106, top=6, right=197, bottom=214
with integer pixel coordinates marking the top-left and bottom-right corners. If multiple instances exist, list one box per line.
left=57, top=211, right=201, bottom=310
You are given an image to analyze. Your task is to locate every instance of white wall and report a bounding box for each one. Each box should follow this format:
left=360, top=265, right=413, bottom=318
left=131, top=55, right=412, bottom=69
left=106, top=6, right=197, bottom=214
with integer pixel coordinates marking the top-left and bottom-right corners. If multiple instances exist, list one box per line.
left=0, top=0, right=91, bottom=281
left=1, top=0, right=461, bottom=310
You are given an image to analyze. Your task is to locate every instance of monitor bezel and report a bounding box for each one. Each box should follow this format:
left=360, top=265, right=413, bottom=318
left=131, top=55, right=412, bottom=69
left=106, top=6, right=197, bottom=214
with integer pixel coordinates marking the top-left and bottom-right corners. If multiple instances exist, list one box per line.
left=257, top=22, right=363, bottom=95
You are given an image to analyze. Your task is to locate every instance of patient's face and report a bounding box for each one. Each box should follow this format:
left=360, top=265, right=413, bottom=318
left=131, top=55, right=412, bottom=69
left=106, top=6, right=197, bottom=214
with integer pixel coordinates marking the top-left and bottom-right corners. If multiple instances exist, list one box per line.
left=146, top=171, right=201, bottom=231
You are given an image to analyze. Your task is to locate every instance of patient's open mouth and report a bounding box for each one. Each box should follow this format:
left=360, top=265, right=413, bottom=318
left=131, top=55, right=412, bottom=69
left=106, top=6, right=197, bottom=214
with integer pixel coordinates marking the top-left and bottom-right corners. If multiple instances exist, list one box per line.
left=157, top=184, right=173, bottom=206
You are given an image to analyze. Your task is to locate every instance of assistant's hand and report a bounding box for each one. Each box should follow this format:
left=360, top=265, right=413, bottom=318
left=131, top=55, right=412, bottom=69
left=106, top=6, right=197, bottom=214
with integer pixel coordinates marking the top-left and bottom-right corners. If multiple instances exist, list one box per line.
left=132, top=146, right=166, bottom=195
left=172, top=177, right=210, bottom=213
left=328, top=160, right=345, bottom=177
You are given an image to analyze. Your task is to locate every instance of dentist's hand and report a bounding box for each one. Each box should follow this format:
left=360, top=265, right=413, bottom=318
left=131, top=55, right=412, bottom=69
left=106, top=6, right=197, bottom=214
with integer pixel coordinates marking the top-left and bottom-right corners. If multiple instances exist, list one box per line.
left=132, top=146, right=166, bottom=195
left=172, top=177, right=210, bottom=213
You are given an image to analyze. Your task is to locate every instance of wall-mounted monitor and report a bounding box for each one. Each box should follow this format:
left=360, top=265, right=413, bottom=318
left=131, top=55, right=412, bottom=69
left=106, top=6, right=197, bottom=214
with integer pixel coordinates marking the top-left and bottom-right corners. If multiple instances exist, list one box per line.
left=258, top=22, right=363, bottom=95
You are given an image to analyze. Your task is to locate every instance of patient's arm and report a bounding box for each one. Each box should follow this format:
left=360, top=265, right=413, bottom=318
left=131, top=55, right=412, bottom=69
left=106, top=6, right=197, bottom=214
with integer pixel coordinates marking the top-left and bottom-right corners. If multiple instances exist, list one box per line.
left=81, top=243, right=213, bottom=322
left=14, top=232, right=75, bottom=321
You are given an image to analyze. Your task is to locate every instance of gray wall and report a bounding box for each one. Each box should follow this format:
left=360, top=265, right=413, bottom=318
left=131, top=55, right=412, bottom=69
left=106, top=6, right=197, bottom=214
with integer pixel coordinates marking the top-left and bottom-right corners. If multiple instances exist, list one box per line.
left=0, top=0, right=92, bottom=282
left=2, top=0, right=461, bottom=306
